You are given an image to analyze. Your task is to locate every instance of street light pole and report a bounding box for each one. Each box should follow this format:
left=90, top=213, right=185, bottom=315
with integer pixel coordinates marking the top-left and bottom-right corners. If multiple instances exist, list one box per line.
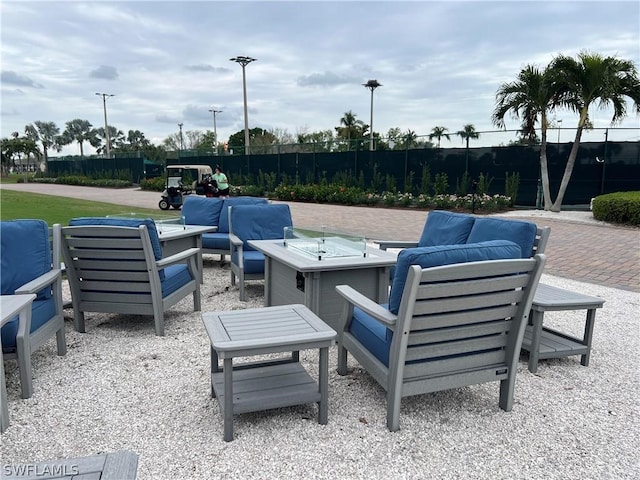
left=230, top=56, right=257, bottom=155
left=362, top=80, right=382, bottom=151
left=178, top=123, right=184, bottom=151
left=95, top=92, right=115, bottom=158
left=209, top=108, right=223, bottom=155
left=557, top=119, right=562, bottom=147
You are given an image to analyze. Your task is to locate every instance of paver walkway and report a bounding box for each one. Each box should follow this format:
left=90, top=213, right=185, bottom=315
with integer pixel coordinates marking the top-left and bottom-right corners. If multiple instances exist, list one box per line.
left=2, top=183, right=638, bottom=292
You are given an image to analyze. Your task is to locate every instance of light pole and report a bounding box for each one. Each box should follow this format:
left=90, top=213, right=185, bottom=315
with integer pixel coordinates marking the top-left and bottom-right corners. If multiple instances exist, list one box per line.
left=209, top=108, right=222, bottom=155
left=178, top=123, right=184, bottom=151
left=557, top=119, right=562, bottom=148
left=95, top=92, right=114, bottom=158
left=362, top=80, right=382, bottom=151
left=230, top=56, right=257, bottom=155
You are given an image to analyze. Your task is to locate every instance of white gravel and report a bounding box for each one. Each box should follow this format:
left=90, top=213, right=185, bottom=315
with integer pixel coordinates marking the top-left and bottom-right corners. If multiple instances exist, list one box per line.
left=2, top=258, right=639, bottom=479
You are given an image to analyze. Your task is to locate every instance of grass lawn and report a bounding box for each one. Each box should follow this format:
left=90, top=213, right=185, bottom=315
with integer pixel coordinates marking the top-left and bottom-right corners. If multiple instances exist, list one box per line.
left=0, top=189, right=159, bottom=225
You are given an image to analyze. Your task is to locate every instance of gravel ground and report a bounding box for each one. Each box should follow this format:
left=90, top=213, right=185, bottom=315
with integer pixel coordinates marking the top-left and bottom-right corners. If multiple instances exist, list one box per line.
left=1, top=256, right=638, bottom=479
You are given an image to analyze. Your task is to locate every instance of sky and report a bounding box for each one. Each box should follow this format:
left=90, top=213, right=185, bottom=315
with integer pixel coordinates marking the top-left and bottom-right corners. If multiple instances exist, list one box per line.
left=1, top=0, right=639, bottom=157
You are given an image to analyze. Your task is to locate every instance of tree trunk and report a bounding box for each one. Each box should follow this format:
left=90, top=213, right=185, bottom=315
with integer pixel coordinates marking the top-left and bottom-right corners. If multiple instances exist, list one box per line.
left=550, top=110, right=587, bottom=212
left=539, top=117, right=552, bottom=209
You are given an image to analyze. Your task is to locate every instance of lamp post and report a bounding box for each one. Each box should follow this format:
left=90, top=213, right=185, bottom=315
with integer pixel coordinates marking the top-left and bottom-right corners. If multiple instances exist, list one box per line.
left=209, top=108, right=223, bottom=155
left=95, top=93, right=115, bottom=158
left=178, top=123, right=184, bottom=151
left=557, top=119, right=562, bottom=148
left=362, top=80, right=382, bottom=151
left=230, top=56, right=257, bottom=155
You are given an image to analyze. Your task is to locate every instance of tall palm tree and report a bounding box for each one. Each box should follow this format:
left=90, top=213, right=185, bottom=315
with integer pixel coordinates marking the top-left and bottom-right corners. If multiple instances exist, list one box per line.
left=493, top=65, right=557, bottom=208
left=428, top=126, right=450, bottom=148
left=24, top=121, right=61, bottom=171
left=548, top=51, right=640, bottom=211
left=456, top=124, right=481, bottom=173
left=92, top=126, right=125, bottom=156
left=335, top=111, right=364, bottom=151
left=61, top=119, right=94, bottom=158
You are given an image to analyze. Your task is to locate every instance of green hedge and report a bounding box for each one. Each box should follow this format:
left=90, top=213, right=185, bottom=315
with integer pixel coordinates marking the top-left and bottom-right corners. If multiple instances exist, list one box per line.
left=592, top=191, right=640, bottom=226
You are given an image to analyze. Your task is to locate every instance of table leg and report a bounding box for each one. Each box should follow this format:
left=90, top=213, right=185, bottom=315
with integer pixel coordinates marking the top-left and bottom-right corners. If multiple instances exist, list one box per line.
left=318, top=347, right=329, bottom=425
left=0, top=347, right=8, bottom=432
left=211, top=346, right=219, bottom=397
left=223, top=357, right=234, bottom=442
left=528, top=310, right=544, bottom=374
left=16, top=307, right=33, bottom=399
left=581, top=309, right=597, bottom=367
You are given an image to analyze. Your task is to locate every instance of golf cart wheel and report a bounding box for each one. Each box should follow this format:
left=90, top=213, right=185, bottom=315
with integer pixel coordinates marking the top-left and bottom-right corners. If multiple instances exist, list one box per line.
left=159, top=199, right=170, bottom=210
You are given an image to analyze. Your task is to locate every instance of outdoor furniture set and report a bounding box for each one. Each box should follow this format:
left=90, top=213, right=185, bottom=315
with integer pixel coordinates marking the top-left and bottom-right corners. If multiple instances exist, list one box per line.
left=0, top=209, right=605, bottom=442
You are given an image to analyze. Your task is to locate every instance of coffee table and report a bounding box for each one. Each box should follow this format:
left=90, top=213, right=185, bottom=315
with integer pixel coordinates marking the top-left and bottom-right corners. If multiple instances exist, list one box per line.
left=202, top=304, right=337, bottom=442
left=248, top=239, right=397, bottom=331
left=1, top=294, right=36, bottom=433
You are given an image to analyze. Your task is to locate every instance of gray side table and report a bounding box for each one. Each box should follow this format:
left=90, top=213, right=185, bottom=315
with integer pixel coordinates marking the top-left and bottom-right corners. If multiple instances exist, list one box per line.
left=522, top=283, right=605, bottom=373
left=202, top=304, right=336, bottom=442
left=1, top=294, right=36, bottom=433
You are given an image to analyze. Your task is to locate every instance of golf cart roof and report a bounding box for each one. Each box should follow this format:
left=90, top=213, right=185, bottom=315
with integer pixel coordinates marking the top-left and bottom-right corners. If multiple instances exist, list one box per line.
left=167, top=165, right=213, bottom=171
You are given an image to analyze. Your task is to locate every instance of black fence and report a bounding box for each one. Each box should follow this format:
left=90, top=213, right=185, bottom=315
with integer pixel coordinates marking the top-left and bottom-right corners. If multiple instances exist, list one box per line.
left=48, top=141, right=639, bottom=206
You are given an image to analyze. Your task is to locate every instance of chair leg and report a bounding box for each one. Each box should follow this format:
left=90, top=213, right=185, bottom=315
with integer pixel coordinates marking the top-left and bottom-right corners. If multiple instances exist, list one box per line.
left=56, top=327, right=67, bottom=356
left=239, top=278, right=246, bottom=302
left=193, top=284, right=202, bottom=311
left=154, top=310, right=165, bottom=337
left=337, top=344, right=348, bottom=375
left=74, top=311, right=86, bottom=333
left=498, top=377, right=515, bottom=412
left=15, top=336, right=33, bottom=399
left=230, top=271, right=236, bottom=286
left=386, top=391, right=401, bottom=432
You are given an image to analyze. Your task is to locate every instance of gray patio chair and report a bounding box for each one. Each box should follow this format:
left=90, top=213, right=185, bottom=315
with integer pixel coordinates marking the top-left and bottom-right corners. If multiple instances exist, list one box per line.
left=336, top=241, right=546, bottom=431
left=60, top=218, right=201, bottom=336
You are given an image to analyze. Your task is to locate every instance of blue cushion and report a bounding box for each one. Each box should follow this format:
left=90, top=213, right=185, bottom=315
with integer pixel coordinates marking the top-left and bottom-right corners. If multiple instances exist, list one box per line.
left=1, top=219, right=52, bottom=300
left=160, top=264, right=193, bottom=297
left=467, top=217, right=537, bottom=258
left=388, top=240, right=522, bottom=314
left=231, top=250, right=266, bottom=275
left=202, top=232, right=230, bottom=251
left=181, top=196, right=224, bottom=226
left=69, top=217, right=163, bottom=261
left=349, top=304, right=393, bottom=367
left=1, top=297, right=57, bottom=352
left=230, top=204, right=292, bottom=251
left=218, top=197, right=269, bottom=233
left=418, top=210, right=476, bottom=247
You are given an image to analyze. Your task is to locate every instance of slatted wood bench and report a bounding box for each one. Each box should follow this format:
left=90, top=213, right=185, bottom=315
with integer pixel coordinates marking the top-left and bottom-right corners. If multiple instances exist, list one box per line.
left=3, top=450, right=139, bottom=479
left=522, top=283, right=605, bottom=373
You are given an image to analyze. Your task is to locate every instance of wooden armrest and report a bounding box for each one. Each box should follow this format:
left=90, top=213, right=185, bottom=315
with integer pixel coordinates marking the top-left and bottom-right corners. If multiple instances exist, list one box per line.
left=156, top=247, right=200, bottom=268
left=373, top=240, right=419, bottom=251
left=228, top=233, right=243, bottom=247
left=15, top=269, right=61, bottom=294
left=335, top=285, right=397, bottom=327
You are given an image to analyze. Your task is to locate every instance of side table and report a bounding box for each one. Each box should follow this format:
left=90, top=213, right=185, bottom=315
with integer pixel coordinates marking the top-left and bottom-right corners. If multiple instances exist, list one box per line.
left=522, top=283, right=605, bottom=373
left=1, top=294, right=36, bottom=433
left=202, top=304, right=337, bottom=442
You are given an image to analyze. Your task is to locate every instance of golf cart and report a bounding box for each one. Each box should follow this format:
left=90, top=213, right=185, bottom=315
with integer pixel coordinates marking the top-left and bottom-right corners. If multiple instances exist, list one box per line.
left=159, top=164, right=214, bottom=210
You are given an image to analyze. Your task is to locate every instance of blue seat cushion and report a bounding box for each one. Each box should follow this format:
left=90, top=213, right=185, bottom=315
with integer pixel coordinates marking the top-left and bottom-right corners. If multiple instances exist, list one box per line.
left=229, top=204, right=292, bottom=251
left=160, top=264, right=193, bottom=297
left=218, top=197, right=269, bottom=233
left=349, top=304, right=393, bottom=367
left=181, top=196, right=224, bottom=226
left=1, top=219, right=52, bottom=300
left=231, top=250, right=266, bottom=275
left=1, top=297, right=57, bottom=352
left=69, top=217, right=163, bottom=261
left=467, top=217, right=537, bottom=258
left=418, top=210, right=476, bottom=247
left=202, top=232, right=230, bottom=251
left=388, top=240, right=522, bottom=314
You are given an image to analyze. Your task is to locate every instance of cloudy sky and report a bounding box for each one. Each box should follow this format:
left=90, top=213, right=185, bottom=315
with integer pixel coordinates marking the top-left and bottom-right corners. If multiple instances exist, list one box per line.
left=1, top=0, right=639, bottom=156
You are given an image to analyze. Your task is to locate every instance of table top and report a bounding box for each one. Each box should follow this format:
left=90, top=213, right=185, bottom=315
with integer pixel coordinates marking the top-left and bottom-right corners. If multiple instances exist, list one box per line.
left=1, top=294, right=36, bottom=326
left=248, top=239, right=397, bottom=272
left=157, top=224, right=217, bottom=240
left=203, top=304, right=336, bottom=354
left=532, top=283, right=605, bottom=310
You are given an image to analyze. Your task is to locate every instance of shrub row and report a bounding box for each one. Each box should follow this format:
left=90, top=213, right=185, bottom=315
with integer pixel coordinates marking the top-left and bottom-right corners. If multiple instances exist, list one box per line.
left=27, top=176, right=132, bottom=188
left=592, top=192, right=640, bottom=226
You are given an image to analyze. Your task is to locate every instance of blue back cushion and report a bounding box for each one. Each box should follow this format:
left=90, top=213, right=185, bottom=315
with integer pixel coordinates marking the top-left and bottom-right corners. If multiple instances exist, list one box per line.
left=467, top=217, right=537, bottom=258
left=388, top=240, right=522, bottom=314
left=418, top=211, right=476, bottom=246
left=218, top=197, right=269, bottom=233
left=181, top=196, right=224, bottom=226
left=0, top=219, right=52, bottom=300
left=230, top=204, right=292, bottom=251
left=68, top=217, right=163, bottom=261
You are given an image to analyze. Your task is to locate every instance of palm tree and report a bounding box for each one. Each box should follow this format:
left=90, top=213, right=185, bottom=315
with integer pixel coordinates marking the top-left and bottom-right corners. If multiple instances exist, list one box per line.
left=24, top=121, right=61, bottom=171
left=92, top=126, right=125, bottom=156
left=335, top=111, right=364, bottom=151
left=403, top=129, right=418, bottom=149
left=456, top=124, right=480, bottom=173
left=61, top=119, right=94, bottom=158
left=547, top=51, right=640, bottom=211
left=428, top=126, right=450, bottom=148
left=493, top=65, right=557, bottom=208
